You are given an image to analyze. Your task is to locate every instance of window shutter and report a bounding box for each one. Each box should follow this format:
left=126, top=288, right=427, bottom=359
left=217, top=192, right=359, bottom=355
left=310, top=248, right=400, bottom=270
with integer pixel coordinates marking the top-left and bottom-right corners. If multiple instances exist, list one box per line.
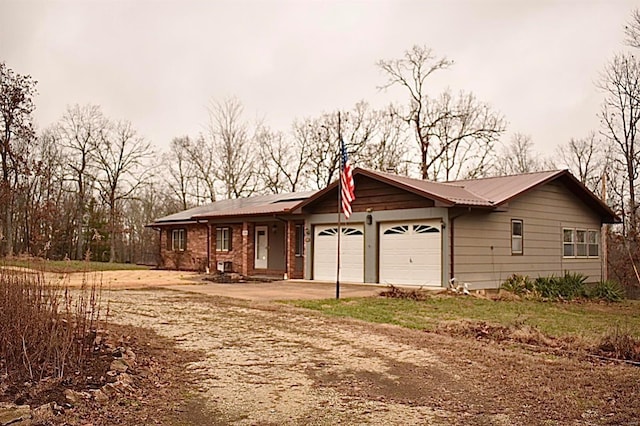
left=228, top=227, right=232, bottom=251
left=166, top=229, right=172, bottom=251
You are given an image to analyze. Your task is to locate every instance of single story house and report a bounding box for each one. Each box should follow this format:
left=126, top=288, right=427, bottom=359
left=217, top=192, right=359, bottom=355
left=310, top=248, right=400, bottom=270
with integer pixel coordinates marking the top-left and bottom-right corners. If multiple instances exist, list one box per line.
left=148, top=168, right=618, bottom=289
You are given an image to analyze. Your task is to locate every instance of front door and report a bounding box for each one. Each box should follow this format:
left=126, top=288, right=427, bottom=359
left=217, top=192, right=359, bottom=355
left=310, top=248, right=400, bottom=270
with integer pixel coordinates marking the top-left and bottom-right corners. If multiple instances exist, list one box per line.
left=255, top=226, right=268, bottom=269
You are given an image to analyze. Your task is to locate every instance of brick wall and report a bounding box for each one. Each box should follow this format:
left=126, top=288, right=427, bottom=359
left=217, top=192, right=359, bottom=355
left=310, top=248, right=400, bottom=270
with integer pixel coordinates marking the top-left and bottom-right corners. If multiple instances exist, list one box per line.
left=211, top=224, right=244, bottom=273
left=160, top=224, right=208, bottom=271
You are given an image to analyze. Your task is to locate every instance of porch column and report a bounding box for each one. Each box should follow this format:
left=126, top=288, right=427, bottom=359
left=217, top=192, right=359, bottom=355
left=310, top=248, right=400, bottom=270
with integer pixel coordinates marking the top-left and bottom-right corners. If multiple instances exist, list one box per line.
left=242, top=221, right=249, bottom=276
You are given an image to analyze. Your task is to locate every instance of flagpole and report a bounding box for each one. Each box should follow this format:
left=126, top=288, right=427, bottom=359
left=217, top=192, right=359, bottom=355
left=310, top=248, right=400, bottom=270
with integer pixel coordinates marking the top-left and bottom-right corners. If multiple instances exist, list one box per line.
left=336, top=111, right=342, bottom=300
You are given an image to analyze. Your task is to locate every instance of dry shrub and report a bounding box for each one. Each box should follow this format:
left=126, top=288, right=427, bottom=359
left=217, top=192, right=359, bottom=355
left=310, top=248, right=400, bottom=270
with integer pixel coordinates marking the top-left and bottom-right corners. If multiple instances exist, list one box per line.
left=437, top=319, right=558, bottom=347
left=595, top=326, right=640, bottom=362
left=0, top=266, right=105, bottom=382
left=379, top=285, right=432, bottom=301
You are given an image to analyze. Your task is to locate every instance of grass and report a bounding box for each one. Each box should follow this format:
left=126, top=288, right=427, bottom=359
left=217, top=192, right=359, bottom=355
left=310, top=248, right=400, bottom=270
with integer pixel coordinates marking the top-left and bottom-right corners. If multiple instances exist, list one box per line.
left=288, top=296, right=640, bottom=342
left=1, top=257, right=150, bottom=273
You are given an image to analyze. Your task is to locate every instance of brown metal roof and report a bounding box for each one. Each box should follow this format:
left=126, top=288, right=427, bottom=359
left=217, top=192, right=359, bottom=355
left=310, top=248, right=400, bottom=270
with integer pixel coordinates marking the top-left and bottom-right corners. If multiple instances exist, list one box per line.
left=149, top=191, right=317, bottom=226
left=150, top=168, right=619, bottom=226
left=296, top=168, right=618, bottom=223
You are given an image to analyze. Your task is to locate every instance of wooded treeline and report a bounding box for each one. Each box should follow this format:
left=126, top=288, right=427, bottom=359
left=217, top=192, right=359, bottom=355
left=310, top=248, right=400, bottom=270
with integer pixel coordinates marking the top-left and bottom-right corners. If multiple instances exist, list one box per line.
left=2, top=12, right=640, bottom=289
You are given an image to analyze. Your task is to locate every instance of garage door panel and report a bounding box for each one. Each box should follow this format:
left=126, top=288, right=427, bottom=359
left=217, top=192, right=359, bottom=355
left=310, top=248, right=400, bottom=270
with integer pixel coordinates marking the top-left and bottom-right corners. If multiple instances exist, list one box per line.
left=379, top=221, right=442, bottom=286
left=313, top=225, right=364, bottom=283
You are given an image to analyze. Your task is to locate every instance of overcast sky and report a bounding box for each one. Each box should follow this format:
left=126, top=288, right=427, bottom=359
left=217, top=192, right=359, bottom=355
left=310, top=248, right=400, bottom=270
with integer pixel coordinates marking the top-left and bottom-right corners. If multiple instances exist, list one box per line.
left=0, top=0, right=636, bottom=158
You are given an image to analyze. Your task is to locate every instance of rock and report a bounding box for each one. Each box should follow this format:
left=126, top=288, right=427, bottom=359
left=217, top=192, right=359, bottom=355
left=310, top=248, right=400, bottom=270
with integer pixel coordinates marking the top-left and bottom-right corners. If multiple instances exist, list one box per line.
left=100, top=383, right=119, bottom=398
left=0, top=402, right=31, bottom=425
left=91, top=389, right=109, bottom=405
left=110, top=359, right=128, bottom=373
left=122, top=348, right=136, bottom=367
left=31, top=403, right=54, bottom=422
left=64, top=389, right=84, bottom=405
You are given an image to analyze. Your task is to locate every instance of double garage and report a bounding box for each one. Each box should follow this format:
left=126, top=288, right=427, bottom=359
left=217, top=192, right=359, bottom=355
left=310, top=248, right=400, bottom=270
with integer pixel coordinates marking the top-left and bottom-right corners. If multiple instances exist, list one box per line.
left=312, top=220, right=442, bottom=286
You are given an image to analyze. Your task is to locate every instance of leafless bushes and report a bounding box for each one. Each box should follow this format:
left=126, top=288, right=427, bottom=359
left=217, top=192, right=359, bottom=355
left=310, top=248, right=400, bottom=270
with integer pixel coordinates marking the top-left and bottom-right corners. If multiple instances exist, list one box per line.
left=0, top=267, right=105, bottom=382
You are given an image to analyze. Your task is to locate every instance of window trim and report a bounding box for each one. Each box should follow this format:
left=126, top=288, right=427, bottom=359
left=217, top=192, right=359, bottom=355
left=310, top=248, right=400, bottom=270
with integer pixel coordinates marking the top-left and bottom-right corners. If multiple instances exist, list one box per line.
left=216, top=227, right=232, bottom=252
left=563, top=227, right=599, bottom=259
left=172, top=228, right=186, bottom=252
left=511, top=219, right=523, bottom=255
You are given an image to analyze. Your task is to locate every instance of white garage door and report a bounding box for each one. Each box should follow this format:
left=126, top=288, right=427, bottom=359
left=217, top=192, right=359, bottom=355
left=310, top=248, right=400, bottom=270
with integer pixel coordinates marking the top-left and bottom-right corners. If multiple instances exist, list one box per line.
left=313, top=224, right=364, bottom=283
left=379, top=221, right=442, bottom=286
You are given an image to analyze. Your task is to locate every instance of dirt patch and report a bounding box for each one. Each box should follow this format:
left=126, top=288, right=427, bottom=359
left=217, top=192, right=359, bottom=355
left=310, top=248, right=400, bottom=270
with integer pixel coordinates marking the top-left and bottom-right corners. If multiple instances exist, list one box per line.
left=100, top=288, right=640, bottom=425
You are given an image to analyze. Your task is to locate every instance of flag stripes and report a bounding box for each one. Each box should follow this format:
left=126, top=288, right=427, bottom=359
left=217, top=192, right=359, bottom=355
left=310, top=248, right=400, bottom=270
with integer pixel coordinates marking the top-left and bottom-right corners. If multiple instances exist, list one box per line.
left=340, top=137, right=355, bottom=219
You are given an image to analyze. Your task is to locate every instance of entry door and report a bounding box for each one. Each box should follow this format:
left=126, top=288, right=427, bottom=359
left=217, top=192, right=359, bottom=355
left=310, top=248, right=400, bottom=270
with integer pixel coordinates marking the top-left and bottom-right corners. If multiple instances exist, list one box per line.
left=255, top=226, right=268, bottom=269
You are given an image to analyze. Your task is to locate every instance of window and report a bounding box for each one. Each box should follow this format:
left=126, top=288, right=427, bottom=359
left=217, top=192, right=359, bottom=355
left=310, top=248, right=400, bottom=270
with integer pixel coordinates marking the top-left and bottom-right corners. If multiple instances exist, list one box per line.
left=511, top=219, right=523, bottom=255
left=172, top=228, right=186, bottom=251
left=216, top=227, right=231, bottom=251
left=563, top=229, right=575, bottom=257
left=576, top=230, right=587, bottom=257
left=295, top=225, right=304, bottom=257
left=588, top=230, right=599, bottom=257
left=563, top=228, right=600, bottom=258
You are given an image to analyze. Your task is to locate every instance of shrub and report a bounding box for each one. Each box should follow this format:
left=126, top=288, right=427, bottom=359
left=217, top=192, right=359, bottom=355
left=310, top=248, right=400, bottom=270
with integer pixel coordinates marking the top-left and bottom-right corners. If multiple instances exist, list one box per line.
left=596, top=325, right=639, bottom=361
left=0, top=266, right=104, bottom=381
left=500, top=274, right=535, bottom=296
left=588, top=280, right=625, bottom=302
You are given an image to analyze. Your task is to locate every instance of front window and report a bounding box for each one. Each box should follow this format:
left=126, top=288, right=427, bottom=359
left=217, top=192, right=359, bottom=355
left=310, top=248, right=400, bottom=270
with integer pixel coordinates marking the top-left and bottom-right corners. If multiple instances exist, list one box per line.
left=563, top=229, right=574, bottom=257
left=511, top=219, right=523, bottom=255
left=216, top=227, right=231, bottom=252
left=295, top=224, right=304, bottom=257
left=172, top=229, right=185, bottom=251
left=588, top=230, right=599, bottom=257
left=563, top=228, right=599, bottom=258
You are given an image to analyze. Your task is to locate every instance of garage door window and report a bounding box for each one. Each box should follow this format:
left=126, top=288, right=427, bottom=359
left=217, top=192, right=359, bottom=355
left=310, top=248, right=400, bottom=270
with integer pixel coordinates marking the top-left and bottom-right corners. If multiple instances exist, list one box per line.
left=384, top=225, right=408, bottom=235
left=413, top=224, right=439, bottom=234
left=318, top=227, right=363, bottom=236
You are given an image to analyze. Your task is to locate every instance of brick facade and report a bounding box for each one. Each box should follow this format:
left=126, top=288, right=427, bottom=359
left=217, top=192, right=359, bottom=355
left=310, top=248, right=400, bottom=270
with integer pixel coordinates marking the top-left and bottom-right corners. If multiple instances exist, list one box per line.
left=158, top=219, right=305, bottom=279
left=159, top=224, right=209, bottom=271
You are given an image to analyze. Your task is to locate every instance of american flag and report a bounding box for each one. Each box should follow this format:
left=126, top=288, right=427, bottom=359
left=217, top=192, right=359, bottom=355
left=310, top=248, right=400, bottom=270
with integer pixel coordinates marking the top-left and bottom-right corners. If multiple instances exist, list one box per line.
left=340, top=137, right=355, bottom=219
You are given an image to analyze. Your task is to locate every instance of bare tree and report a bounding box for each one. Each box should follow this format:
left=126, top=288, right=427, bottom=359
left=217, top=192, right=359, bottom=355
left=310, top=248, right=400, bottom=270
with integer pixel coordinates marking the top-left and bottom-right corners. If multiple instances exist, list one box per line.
left=93, top=120, right=154, bottom=262
left=351, top=105, right=410, bottom=174
left=598, top=52, right=640, bottom=232
left=256, top=125, right=310, bottom=194
left=0, top=62, right=37, bottom=256
left=495, top=133, right=543, bottom=176
left=164, top=136, right=197, bottom=209
left=426, top=90, right=506, bottom=180
left=556, top=132, right=610, bottom=196
left=625, top=8, right=640, bottom=48
left=377, top=45, right=453, bottom=179
left=209, top=97, right=257, bottom=198
left=56, top=104, right=106, bottom=259
left=377, top=46, right=505, bottom=180
left=181, top=134, right=218, bottom=204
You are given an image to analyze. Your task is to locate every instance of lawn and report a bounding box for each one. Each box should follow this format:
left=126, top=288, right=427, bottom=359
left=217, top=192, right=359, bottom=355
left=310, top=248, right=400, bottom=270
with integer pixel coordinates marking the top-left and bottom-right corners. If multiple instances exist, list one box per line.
left=289, top=295, right=640, bottom=342
left=0, top=257, right=150, bottom=273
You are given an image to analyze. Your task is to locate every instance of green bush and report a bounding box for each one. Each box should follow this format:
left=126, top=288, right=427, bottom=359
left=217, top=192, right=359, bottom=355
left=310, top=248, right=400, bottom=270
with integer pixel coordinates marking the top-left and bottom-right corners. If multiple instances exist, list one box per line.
left=588, top=280, right=625, bottom=302
left=502, top=272, right=591, bottom=301
left=500, top=274, right=535, bottom=295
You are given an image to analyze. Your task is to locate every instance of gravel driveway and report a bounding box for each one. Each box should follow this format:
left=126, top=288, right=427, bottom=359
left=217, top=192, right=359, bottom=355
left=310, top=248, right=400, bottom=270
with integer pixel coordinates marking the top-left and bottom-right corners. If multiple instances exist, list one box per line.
left=106, top=288, right=640, bottom=425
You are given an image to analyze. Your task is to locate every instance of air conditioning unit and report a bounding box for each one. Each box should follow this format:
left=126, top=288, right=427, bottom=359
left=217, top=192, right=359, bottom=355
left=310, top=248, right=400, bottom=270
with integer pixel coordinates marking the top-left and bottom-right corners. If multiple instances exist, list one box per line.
left=223, top=261, right=233, bottom=272
left=216, top=261, right=225, bottom=272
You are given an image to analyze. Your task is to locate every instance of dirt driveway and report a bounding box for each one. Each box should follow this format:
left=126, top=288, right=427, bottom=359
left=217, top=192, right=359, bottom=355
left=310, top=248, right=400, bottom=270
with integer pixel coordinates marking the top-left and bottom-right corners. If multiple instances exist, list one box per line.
left=61, top=269, right=382, bottom=300
left=105, top=287, right=640, bottom=425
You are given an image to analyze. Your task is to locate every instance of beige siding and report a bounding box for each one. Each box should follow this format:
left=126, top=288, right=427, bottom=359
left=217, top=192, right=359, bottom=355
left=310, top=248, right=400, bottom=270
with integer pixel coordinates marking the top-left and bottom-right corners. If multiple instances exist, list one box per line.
left=453, top=181, right=603, bottom=289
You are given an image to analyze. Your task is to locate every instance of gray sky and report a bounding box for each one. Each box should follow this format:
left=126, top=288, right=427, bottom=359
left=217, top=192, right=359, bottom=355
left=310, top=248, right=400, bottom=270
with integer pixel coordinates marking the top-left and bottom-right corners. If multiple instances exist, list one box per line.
left=0, top=0, right=636, bottom=156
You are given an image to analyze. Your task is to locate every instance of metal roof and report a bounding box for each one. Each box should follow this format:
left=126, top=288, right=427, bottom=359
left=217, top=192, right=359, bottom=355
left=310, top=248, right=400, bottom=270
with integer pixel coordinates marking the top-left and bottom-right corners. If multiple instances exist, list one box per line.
left=151, top=190, right=317, bottom=225
left=150, top=169, right=618, bottom=226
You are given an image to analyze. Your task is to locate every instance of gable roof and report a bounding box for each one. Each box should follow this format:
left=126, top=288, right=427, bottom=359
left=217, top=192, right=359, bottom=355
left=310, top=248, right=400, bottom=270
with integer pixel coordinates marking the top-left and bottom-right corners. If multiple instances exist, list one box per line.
left=296, top=168, right=618, bottom=223
left=149, top=190, right=317, bottom=226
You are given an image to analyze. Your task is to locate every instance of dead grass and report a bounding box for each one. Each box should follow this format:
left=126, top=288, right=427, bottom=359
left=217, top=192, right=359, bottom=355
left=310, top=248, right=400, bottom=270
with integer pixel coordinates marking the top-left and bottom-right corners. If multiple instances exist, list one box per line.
left=1, top=256, right=149, bottom=273
left=0, top=266, right=106, bottom=383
